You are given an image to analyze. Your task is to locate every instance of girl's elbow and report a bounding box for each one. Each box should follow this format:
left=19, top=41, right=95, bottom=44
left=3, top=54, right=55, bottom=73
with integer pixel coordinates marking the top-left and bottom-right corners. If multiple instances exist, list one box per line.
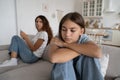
left=48, top=55, right=58, bottom=63
left=95, top=48, right=102, bottom=58
left=95, top=52, right=102, bottom=58
left=49, top=58, right=56, bottom=63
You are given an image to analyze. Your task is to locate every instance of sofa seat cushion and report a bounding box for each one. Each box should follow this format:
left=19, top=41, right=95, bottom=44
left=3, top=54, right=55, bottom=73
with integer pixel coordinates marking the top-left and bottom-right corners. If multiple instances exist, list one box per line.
left=0, top=50, right=28, bottom=74
left=0, top=50, right=53, bottom=78
left=0, top=60, right=29, bottom=74
left=0, top=60, right=53, bottom=80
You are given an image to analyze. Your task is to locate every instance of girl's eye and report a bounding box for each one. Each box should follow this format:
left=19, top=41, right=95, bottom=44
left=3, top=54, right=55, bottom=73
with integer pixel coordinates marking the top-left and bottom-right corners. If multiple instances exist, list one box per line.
left=36, top=20, right=42, bottom=23
left=71, top=30, right=76, bottom=32
left=61, top=28, right=66, bottom=31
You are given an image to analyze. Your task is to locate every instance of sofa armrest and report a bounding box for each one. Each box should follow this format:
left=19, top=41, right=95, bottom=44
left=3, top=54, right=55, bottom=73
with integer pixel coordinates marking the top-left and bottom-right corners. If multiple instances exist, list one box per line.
left=0, top=45, right=9, bottom=50
left=105, top=75, right=120, bottom=80
left=0, top=50, right=9, bottom=62
left=114, top=75, right=120, bottom=80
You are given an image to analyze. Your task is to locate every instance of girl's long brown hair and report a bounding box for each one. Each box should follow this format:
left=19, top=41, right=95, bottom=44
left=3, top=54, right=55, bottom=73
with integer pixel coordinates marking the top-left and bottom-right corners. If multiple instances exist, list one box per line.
left=35, top=15, right=53, bottom=44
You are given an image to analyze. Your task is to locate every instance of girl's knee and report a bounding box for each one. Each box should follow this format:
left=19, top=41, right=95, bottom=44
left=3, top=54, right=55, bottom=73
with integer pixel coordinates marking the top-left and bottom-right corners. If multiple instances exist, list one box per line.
left=12, top=35, right=21, bottom=41
left=12, top=35, right=19, bottom=39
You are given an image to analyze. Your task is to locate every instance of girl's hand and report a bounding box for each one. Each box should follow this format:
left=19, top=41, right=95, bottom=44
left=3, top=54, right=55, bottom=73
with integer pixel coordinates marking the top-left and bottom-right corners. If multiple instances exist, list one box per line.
left=20, top=31, right=28, bottom=40
left=51, top=37, right=65, bottom=47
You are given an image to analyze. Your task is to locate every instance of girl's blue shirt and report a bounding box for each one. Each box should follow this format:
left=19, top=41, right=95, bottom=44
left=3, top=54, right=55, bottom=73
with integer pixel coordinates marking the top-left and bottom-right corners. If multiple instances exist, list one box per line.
left=78, top=34, right=90, bottom=44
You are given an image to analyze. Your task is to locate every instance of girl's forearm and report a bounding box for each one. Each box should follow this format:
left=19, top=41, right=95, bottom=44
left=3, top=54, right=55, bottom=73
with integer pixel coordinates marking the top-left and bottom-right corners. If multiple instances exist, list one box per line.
left=49, top=48, right=80, bottom=63
left=24, top=37, right=34, bottom=51
left=63, top=41, right=102, bottom=58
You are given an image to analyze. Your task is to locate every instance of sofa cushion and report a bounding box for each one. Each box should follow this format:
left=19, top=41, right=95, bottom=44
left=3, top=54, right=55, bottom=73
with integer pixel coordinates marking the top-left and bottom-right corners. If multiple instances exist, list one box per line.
left=0, top=60, right=29, bottom=74
left=102, top=45, right=120, bottom=78
left=0, top=35, right=53, bottom=80
left=42, top=44, right=50, bottom=61
left=0, top=50, right=36, bottom=74
left=0, top=60, right=53, bottom=80
left=99, top=52, right=109, bottom=77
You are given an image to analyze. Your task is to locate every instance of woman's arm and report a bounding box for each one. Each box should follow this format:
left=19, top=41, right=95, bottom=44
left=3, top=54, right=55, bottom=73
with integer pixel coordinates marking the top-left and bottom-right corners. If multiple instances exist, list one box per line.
left=48, top=37, right=102, bottom=63
left=20, top=31, right=44, bottom=51
left=48, top=38, right=80, bottom=63
left=63, top=41, right=102, bottom=58
left=50, top=37, right=102, bottom=59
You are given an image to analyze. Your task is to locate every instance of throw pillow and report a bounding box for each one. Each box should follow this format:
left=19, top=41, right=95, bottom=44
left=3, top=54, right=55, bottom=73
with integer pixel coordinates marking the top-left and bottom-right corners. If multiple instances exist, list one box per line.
left=99, top=52, right=109, bottom=77
left=42, top=44, right=50, bottom=61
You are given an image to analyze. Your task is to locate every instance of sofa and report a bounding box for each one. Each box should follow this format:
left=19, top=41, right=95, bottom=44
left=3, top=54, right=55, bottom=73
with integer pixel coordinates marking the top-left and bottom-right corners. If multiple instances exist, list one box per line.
left=103, top=45, right=120, bottom=80
left=0, top=36, right=120, bottom=80
left=0, top=45, right=53, bottom=80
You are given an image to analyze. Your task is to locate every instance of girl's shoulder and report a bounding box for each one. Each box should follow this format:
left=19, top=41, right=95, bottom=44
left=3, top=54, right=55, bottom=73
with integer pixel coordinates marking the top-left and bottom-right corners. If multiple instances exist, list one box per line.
left=35, top=31, right=48, bottom=39
left=78, top=34, right=90, bottom=43
left=38, top=31, right=48, bottom=35
left=38, top=31, right=47, bottom=33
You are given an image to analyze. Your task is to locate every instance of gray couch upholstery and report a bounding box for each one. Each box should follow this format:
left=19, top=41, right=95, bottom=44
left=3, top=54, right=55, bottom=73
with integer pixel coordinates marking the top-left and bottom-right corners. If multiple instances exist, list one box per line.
left=0, top=39, right=120, bottom=80
left=0, top=46, right=53, bottom=80
left=102, top=45, right=120, bottom=80
left=0, top=35, right=53, bottom=80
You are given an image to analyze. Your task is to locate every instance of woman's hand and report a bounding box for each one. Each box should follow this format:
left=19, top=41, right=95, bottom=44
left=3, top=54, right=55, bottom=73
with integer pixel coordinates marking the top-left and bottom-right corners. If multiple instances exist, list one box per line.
left=50, top=37, right=65, bottom=47
left=20, top=31, right=28, bottom=40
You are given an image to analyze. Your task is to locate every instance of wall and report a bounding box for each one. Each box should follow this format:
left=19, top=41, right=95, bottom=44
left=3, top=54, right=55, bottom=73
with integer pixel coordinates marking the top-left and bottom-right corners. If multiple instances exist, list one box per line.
left=0, top=0, right=75, bottom=45
left=16, top=0, right=75, bottom=36
left=0, top=0, right=16, bottom=45
left=102, top=0, right=120, bottom=27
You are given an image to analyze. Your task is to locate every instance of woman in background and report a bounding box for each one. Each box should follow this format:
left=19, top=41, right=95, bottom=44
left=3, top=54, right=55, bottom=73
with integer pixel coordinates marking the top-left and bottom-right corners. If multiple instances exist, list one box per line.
left=0, top=15, right=53, bottom=67
left=48, top=12, right=104, bottom=80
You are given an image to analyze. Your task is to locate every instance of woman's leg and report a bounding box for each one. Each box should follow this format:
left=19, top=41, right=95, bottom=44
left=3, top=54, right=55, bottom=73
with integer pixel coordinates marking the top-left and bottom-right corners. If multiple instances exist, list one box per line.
left=0, top=35, right=39, bottom=67
left=9, top=35, right=39, bottom=63
left=74, top=55, right=104, bottom=80
left=0, top=35, right=21, bottom=67
left=51, top=60, right=76, bottom=80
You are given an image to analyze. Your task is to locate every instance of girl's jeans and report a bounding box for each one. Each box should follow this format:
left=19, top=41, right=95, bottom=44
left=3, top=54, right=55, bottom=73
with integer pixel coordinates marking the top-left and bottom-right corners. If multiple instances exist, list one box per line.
left=9, top=35, right=39, bottom=63
left=51, top=55, right=104, bottom=80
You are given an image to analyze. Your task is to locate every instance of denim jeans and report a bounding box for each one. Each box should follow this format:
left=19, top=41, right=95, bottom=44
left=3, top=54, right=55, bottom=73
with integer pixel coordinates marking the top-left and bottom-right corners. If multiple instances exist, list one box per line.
left=9, top=35, right=39, bottom=63
left=51, top=55, right=104, bottom=80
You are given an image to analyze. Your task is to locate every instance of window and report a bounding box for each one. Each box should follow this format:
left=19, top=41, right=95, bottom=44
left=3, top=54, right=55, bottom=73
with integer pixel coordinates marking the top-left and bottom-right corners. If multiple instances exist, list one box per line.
left=82, top=0, right=103, bottom=18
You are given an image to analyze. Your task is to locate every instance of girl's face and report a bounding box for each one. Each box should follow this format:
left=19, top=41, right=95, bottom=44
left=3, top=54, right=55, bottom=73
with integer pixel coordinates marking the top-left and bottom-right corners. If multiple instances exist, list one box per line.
left=61, top=20, right=84, bottom=43
left=35, top=18, right=43, bottom=31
